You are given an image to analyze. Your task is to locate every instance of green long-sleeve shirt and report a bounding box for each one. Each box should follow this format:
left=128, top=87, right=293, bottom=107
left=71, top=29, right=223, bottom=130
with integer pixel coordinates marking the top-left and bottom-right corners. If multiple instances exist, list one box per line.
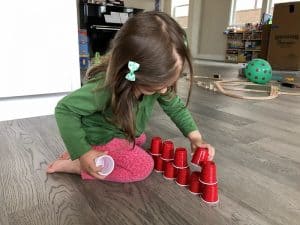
left=55, top=73, right=198, bottom=160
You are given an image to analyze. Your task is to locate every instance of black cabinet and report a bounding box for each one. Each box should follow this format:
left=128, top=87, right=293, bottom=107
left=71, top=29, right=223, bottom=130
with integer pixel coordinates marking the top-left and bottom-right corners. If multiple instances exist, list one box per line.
left=78, top=1, right=143, bottom=56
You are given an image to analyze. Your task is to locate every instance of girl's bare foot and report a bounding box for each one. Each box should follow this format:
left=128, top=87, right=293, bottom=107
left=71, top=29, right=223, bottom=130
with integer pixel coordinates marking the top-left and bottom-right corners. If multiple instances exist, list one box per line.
left=58, top=151, right=70, bottom=160
left=47, top=159, right=81, bottom=175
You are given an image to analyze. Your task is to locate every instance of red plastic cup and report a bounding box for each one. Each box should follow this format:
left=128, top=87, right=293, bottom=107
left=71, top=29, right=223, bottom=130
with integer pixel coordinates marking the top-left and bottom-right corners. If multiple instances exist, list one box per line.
left=200, top=160, right=209, bottom=168
left=199, top=161, right=217, bottom=185
left=153, top=156, right=164, bottom=173
left=201, top=183, right=219, bottom=205
left=190, top=171, right=201, bottom=181
left=191, top=147, right=209, bottom=166
left=163, top=159, right=172, bottom=171
left=173, top=147, right=188, bottom=168
left=189, top=178, right=201, bottom=195
left=175, top=167, right=190, bottom=186
left=188, top=171, right=202, bottom=194
left=161, top=140, right=174, bottom=160
left=150, top=137, right=162, bottom=155
left=163, top=161, right=178, bottom=180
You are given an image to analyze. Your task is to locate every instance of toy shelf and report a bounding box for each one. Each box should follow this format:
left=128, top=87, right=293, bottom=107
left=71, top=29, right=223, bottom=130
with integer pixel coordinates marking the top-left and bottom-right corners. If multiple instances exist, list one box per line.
left=225, top=30, right=262, bottom=63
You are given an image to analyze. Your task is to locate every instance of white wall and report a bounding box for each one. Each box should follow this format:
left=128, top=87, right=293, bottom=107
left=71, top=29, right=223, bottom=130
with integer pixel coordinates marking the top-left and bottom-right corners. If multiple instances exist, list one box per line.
left=124, top=0, right=155, bottom=11
left=188, top=0, right=232, bottom=61
left=0, top=1, right=81, bottom=121
left=162, top=0, right=172, bottom=15
left=123, top=0, right=233, bottom=61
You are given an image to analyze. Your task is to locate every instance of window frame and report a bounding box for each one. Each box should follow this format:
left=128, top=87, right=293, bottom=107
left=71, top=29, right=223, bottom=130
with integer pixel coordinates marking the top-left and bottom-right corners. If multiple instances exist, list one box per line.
left=171, top=1, right=190, bottom=29
left=230, top=0, right=300, bottom=25
left=229, top=0, right=269, bottom=25
left=173, top=3, right=189, bottom=18
left=267, top=0, right=300, bottom=14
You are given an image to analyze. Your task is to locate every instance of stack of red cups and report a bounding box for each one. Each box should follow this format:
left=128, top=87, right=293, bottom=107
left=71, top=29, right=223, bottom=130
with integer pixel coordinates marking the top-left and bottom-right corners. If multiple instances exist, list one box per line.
left=199, top=161, right=219, bottom=205
left=190, top=147, right=219, bottom=204
left=149, top=137, right=177, bottom=180
left=150, top=137, right=219, bottom=205
left=161, top=141, right=177, bottom=180
left=149, top=137, right=164, bottom=173
left=174, top=147, right=190, bottom=186
left=150, top=138, right=190, bottom=183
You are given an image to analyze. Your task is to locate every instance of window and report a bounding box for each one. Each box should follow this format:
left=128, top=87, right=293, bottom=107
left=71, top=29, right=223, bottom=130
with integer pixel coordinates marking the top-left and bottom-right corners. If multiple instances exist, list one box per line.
left=268, top=0, right=300, bottom=14
left=230, top=0, right=300, bottom=25
left=171, top=0, right=189, bottom=28
left=231, top=0, right=263, bottom=25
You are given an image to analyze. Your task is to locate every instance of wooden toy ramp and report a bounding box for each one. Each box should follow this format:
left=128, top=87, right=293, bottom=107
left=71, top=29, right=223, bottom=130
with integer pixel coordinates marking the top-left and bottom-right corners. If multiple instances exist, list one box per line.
left=195, top=78, right=300, bottom=100
left=214, top=80, right=279, bottom=100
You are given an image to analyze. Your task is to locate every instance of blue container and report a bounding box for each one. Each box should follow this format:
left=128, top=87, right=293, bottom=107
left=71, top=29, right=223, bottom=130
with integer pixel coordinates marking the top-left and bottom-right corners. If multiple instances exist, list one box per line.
left=79, top=43, right=89, bottom=56
left=78, top=29, right=89, bottom=44
left=80, top=56, right=90, bottom=70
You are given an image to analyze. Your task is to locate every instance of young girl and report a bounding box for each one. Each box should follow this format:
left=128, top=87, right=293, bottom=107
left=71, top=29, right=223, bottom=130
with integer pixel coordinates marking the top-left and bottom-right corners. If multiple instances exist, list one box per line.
left=47, top=11, right=215, bottom=182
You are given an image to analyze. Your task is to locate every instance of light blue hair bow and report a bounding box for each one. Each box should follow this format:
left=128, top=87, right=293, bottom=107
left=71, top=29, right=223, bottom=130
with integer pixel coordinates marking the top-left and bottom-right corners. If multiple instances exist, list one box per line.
left=183, top=34, right=188, bottom=47
left=125, top=61, right=140, bottom=82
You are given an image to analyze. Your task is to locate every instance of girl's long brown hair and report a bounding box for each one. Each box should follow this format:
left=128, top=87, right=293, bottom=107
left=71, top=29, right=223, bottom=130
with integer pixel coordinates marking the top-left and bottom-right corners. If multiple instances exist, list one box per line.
left=86, top=11, right=194, bottom=142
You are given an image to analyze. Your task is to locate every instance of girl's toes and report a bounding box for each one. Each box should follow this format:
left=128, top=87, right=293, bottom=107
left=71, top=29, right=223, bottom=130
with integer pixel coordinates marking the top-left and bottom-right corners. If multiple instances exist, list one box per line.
left=59, top=152, right=70, bottom=160
left=46, top=163, right=55, bottom=173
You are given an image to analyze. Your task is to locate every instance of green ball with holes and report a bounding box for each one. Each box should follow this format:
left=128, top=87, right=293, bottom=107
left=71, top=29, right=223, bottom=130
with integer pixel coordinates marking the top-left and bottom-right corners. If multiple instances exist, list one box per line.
left=244, top=59, right=272, bottom=84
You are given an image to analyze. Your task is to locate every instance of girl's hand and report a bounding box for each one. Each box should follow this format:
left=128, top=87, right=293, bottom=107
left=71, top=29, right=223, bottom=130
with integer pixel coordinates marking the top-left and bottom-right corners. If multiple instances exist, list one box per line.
left=188, top=130, right=215, bottom=161
left=79, top=149, right=108, bottom=180
left=191, top=141, right=215, bottom=161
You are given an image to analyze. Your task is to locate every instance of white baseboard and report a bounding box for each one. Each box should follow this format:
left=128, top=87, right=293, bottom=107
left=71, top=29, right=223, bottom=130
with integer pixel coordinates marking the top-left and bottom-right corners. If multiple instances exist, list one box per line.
left=0, top=93, right=68, bottom=122
left=194, top=54, right=225, bottom=61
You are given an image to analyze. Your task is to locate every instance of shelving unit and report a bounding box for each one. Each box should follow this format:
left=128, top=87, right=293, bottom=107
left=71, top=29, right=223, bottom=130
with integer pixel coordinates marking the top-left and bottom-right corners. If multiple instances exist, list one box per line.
left=225, top=30, right=262, bottom=63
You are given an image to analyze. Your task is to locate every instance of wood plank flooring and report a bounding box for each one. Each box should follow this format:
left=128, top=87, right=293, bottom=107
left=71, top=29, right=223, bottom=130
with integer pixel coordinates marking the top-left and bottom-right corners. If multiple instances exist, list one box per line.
left=0, top=78, right=299, bottom=225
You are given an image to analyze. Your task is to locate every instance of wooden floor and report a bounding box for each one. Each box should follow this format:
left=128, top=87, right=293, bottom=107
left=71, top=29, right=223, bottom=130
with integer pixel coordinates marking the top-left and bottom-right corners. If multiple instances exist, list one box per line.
left=1, top=78, right=300, bottom=225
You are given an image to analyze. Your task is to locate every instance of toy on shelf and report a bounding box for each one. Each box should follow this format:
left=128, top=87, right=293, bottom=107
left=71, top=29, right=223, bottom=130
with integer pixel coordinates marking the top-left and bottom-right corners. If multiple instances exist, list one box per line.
left=91, top=52, right=101, bottom=65
left=224, top=25, right=263, bottom=63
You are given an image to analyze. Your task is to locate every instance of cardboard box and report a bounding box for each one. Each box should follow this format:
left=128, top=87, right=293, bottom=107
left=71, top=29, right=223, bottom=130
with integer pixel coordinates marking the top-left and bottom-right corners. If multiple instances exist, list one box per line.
left=260, top=24, right=271, bottom=60
left=267, top=2, right=300, bottom=70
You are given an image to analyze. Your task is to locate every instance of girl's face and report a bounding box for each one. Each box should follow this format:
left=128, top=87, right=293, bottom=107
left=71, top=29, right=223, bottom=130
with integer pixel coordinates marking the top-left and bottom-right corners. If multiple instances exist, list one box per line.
left=136, top=53, right=183, bottom=97
left=137, top=86, right=168, bottom=96
left=135, top=72, right=180, bottom=97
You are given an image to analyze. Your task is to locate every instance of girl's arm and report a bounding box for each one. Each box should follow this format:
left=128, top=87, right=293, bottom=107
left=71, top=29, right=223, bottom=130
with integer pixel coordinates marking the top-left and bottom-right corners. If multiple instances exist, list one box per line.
left=55, top=79, right=109, bottom=160
left=157, top=93, right=198, bottom=137
left=55, top=79, right=111, bottom=179
left=157, top=93, right=215, bottom=160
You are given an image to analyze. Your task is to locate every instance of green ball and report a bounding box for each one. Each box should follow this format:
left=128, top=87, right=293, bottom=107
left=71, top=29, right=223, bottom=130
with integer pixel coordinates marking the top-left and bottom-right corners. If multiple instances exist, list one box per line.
left=244, top=59, right=272, bottom=84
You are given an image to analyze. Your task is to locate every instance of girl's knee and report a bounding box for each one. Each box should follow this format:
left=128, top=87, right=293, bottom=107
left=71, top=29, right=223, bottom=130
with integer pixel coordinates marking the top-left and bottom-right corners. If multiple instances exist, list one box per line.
left=132, top=153, right=154, bottom=181
left=135, top=133, right=147, bottom=146
left=143, top=154, right=154, bottom=177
